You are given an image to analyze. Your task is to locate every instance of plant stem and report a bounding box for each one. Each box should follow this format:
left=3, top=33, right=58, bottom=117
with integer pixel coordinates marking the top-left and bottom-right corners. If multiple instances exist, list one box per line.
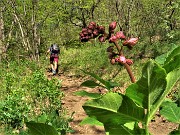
left=145, top=124, right=149, bottom=135
left=114, top=41, right=122, bottom=55
left=114, top=41, right=136, bottom=83
left=124, top=63, right=136, bottom=83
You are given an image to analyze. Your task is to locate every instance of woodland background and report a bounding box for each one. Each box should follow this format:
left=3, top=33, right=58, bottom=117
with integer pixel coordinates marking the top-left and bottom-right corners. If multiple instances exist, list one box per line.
left=0, top=0, right=179, bottom=61
left=0, top=0, right=179, bottom=134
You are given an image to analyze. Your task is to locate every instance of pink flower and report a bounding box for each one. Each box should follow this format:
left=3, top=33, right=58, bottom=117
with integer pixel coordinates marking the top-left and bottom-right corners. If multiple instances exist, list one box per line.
left=119, top=56, right=126, bottom=63
left=123, top=38, right=138, bottom=49
left=115, top=55, right=126, bottom=64
left=109, top=35, right=117, bottom=43
left=116, top=31, right=126, bottom=40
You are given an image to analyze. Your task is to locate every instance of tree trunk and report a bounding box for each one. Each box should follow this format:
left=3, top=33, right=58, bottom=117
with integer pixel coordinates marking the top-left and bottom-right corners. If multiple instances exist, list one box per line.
left=5, top=21, right=14, bottom=52
left=126, top=0, right=134, bottom=37
left=13, top=13, right=29, bottom=50
left=32, top=0, right=39, bottom=61
left=0, top=4, right=4, bottom=62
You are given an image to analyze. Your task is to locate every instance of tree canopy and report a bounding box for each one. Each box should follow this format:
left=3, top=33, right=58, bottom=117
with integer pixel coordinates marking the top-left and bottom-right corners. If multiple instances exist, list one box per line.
left=0, top=0, right=179, bottom=61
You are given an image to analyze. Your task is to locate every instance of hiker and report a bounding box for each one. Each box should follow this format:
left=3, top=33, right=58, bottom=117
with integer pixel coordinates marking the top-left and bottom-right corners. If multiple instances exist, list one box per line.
left=47, top=44, right=60, bottom=75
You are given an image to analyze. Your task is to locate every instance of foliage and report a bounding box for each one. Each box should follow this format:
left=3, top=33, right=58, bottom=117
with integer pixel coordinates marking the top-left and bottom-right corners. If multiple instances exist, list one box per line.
left=80, top=70, right=120, bottom=90
left=0, top=60, right=70, bottom=134
left=160, top=101, right=180, bottom=123
left=77, top=46, right=180, bottom=134
left=1, top=0, right=180, bottom=134
left=1, top=0, right=179, bottom=61
left=26, top=122, right=58, bottom=135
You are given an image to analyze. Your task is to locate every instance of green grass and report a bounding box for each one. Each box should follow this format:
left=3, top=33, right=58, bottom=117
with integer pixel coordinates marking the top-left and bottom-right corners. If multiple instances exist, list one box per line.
left=58, top=41, right=147, bottom=87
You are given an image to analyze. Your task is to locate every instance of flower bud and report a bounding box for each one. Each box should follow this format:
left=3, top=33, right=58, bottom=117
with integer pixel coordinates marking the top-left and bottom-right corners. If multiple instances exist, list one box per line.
left=88, top=24, right=95, bottom=30
left=109, top=21, right=117, bottom=31
left=126, top=59, right=133, bottom=65
left=87, top=29, right=93, bottom=35
left=97, top=26, right=105, bottom=34
left=98, top=35, right=105, bottom=42
left=82, top=31, right=88, bottom=36
left=116, top=31, right=126, bottom=40
left=79, top=32, right=84, bottom=37
left=115, top=57, right=120, bottom=62
left=109, top=35, right=117, bottom=43
left=110, top=59, right=116, bottom=65
left=80, top=37, right=88, bottom=42
left=89, top=21, right=96, bottom=27
left=88, top=22, right=96, bottom=30
left=92, top=29, right=99, bottom=38
left=82, top=28, right=87, bottom=33
left=123, top=38, right=138, bottom=49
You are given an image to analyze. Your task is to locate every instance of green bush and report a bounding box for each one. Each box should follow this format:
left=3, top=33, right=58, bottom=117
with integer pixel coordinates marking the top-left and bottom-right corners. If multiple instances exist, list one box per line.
left=0, top=60, right=70, bottom=134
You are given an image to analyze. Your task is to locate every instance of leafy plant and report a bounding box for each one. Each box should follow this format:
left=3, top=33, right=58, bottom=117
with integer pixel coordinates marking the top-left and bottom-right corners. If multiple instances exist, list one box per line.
left=77, top=29, right=180, bottom=135
left=0, top=60, right=71, bottom=135
left=26, top=122, right=58, bottom=135
left=160, top=101, right=180, bottom=123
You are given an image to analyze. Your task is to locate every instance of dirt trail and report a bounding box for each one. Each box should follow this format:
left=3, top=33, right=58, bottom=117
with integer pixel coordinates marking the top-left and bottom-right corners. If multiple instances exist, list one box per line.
left=58, top=75, right=105, bottom=135
left=51, top=73, right=178, bottom=135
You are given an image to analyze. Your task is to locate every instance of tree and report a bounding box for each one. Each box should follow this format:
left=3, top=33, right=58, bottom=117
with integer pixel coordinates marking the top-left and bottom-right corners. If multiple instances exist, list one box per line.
left=0, top=2, right=5, bottom=62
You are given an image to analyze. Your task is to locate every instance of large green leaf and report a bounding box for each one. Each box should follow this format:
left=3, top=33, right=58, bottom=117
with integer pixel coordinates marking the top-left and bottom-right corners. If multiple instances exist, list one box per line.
left=155, top=45, right=179, bottom=65
left=81, top=70, right=120, bottom=90
left=104, top=122, right=146, bottom=135
left=163, top=54, right=180, bottom=73
left=155, top=53, right=168, bottom=65
left=26, top=122, right=58, bottom=135
left=154, top=46, right=180, bottom=73
left=126, top=60, right=180, bottom=124
left=105, top=123, right=134, bottom=135
left=74, top=90, right=102, bottom=98
left=164, top=46, right=180, bottom=65
left=160, top=101, right=180, bottom=124
left=126, top=60, right=167, bottom=109
left=83, top=92, right=144, bottom=127
left=80, top=80, right=104, bottom=88
left=79, top=117, right=103, bottom=126
left=149, top=68, right=180, bottom=122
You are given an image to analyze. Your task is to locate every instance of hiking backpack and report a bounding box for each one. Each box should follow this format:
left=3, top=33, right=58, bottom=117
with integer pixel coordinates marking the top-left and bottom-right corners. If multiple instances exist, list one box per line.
left=51, top=44, right=60, bottom=54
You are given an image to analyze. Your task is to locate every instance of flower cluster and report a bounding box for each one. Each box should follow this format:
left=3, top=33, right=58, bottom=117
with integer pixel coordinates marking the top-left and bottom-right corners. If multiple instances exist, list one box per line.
left=79, top=21, right=139, bottom=66
left=115, top=56, right=133, bottom=65
left=79, top=22, right=106, bottom=42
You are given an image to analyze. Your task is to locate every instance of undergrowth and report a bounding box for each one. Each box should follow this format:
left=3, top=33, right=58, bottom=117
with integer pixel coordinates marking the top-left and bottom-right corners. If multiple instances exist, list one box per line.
left=0, top=60, right=72, bottom=134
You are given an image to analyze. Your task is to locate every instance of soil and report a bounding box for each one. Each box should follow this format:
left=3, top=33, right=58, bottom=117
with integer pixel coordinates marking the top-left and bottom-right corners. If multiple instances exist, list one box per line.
left=49, top=73, right=179, bottom=135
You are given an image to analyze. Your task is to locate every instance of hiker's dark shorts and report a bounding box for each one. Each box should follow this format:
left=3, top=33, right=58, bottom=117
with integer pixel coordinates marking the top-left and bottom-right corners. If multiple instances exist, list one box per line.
left=50, top=56, right=58, bottom=64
